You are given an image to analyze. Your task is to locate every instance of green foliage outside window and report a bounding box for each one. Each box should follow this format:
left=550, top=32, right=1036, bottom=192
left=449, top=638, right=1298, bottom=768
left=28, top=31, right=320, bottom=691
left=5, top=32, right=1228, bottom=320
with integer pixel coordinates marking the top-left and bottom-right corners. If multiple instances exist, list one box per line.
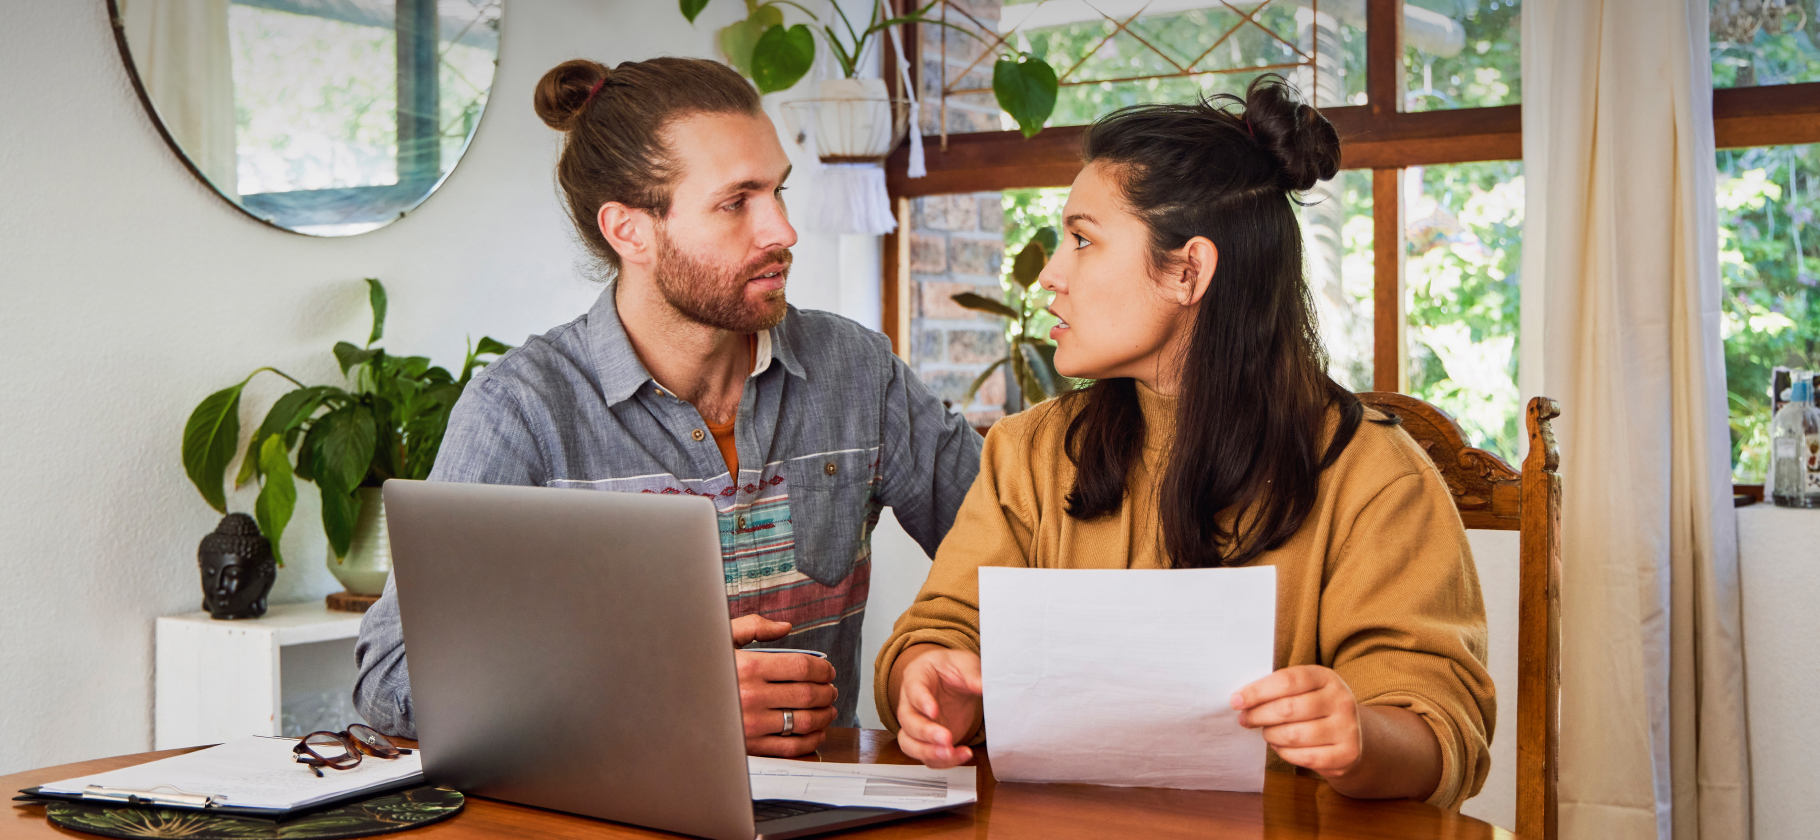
left=1402, top=0, right=1520, bottom=112
left=1710, top=0, right=1820, bottom=87
left=1718, top=145, right=1820, bottom=481
left=1405, top=162, right=1525, bottom=462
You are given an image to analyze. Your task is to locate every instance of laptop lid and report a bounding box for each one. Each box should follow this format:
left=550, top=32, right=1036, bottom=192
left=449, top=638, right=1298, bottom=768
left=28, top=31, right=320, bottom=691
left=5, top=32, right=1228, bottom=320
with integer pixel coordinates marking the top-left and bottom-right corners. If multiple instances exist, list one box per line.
left=385, top=480, right=757, bottom=840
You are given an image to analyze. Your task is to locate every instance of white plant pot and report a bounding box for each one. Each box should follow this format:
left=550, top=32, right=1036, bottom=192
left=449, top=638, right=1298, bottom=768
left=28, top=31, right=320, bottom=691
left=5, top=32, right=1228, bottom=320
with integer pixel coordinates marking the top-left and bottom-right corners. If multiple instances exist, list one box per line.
left=326, top=487, right=391, bottom=596
left=811, top=77, right=898, bottom=161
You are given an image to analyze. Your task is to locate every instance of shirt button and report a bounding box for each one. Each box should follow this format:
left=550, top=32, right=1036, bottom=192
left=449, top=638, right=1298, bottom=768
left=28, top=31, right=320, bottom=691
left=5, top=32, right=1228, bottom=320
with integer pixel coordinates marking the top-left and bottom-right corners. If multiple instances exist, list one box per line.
left=736, top=515, right=747, bottom=529
left=824, top=462, right=837, bottom=476
left=692, top=429, right=705, bottom=441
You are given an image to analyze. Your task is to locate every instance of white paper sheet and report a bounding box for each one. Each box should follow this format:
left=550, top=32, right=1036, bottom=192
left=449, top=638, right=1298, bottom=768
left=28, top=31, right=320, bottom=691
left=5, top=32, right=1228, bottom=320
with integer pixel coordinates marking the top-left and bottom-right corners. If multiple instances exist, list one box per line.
left=38, top=737, right=423, bottom=812
left=747, top=757, right=976, bottom=811
left=979, top=566, right=1276, bottom=792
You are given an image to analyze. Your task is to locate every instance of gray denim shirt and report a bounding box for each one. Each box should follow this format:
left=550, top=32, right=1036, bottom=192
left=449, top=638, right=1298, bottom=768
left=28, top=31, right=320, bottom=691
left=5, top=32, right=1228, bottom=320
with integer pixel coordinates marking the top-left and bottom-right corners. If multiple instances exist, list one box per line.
left=353, top=286, right=982, bottom=736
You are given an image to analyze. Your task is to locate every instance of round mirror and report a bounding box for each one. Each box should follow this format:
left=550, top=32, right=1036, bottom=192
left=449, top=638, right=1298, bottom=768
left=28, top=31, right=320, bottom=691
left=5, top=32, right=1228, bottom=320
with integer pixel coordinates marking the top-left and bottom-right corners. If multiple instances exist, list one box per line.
left=109, top=0, right=503, bottom=236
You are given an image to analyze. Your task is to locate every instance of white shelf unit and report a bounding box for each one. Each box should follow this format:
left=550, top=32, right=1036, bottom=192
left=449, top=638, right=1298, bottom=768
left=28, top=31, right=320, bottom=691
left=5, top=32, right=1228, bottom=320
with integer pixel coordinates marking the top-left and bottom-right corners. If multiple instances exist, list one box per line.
left=155, top=602, right=367, bottom=750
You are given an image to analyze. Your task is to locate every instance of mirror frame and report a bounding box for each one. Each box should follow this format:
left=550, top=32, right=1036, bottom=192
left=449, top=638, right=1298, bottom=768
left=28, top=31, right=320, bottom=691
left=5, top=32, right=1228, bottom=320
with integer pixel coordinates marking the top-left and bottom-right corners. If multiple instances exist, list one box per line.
left=104, top=0, right=502, bottom=235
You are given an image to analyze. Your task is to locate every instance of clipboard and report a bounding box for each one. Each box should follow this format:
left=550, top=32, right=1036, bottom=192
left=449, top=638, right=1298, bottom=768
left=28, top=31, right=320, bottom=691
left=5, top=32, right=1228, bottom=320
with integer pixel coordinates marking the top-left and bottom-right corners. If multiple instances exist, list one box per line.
left=13, top=778, right=425, bottom=822
left=16, top=737, right=426, bottom=820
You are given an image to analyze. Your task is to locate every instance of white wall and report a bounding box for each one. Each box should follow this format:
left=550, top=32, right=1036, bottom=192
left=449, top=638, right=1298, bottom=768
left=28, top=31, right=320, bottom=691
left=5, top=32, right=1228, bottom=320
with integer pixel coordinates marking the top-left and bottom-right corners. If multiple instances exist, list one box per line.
left=0, top=0, right=882, bottom=776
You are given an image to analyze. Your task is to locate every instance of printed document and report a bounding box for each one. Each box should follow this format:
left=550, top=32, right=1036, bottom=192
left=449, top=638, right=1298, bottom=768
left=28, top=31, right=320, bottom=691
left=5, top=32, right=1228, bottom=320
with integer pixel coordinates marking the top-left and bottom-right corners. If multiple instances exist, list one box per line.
left=748, top=758, right=976, bottom=811
left=979, top=566, right=1277, bottom=792
left=38, top=737, right=422, bottom=812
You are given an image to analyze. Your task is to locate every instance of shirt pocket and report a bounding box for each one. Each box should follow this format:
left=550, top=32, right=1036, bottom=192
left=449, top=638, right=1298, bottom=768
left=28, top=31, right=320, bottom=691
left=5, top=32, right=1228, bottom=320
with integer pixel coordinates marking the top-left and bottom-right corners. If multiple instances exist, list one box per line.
left=784, top=449, right=876, bottom=587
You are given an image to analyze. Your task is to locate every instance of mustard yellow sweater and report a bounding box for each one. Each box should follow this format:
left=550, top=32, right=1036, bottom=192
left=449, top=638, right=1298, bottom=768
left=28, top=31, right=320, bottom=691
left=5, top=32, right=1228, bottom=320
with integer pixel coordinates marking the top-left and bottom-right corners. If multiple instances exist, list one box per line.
left=874, top=384, right=1494, bottom=810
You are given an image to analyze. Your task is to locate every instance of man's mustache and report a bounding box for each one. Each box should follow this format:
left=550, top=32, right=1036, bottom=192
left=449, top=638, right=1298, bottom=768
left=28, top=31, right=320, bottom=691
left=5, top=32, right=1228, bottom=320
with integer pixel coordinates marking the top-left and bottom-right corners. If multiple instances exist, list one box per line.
left=742, top=249, right=793, bottom=278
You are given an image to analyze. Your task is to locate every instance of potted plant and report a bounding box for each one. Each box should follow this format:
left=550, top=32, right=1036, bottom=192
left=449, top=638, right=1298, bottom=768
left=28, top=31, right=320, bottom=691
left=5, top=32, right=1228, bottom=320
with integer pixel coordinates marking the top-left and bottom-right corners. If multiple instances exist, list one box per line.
left=682, top=0, right=1060, bottom=137
left=181, top=279, right=511, bottom=595
left=951, top=227, right=1068, bottom=410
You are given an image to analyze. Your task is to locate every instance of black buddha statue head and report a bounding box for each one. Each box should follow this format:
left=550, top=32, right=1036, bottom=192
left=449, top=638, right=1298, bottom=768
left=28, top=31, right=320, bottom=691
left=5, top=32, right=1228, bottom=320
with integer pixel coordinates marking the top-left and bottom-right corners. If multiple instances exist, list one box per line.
left=199, top=513, right=276, bottom=619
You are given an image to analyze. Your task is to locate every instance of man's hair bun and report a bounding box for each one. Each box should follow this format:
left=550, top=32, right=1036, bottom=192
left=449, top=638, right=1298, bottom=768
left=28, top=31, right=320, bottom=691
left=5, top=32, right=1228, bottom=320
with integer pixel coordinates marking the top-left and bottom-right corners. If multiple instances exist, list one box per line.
left=1241, top=75, right=1341, bottom=192
left=533, top=59, right=609, bottom=132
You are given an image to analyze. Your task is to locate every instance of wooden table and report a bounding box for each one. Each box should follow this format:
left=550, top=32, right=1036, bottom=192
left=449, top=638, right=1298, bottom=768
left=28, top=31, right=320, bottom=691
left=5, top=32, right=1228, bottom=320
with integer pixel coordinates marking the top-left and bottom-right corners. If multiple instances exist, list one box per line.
left=5, top=729, right=1516, bottom=839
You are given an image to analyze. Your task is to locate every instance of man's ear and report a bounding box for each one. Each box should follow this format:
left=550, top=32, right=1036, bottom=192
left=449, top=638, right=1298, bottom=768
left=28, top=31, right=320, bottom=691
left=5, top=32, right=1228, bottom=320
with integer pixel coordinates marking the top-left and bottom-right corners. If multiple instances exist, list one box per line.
left=1170, top=236, right=1217, bottom=307
left=598, top=202, right=655, bottom=267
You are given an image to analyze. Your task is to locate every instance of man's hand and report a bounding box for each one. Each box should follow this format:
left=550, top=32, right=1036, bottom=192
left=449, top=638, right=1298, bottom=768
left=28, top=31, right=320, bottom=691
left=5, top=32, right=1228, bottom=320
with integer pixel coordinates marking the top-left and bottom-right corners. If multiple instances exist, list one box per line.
left=1232, top=665, right=1362, bottom=777
left=891, top=645, right=983, bottom=769
left=730, top=614, right=837, bottom=757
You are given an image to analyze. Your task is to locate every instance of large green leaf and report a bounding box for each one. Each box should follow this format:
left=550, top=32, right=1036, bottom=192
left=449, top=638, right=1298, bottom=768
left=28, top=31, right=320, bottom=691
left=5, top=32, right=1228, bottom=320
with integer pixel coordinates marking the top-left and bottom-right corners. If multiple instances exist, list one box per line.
left=950, top=292, right=1020, bottom=320
left=681, top=0, right=711, bottom=24
left=994, top=53, right=1058, bottom=138
left=364, top=278, right=388, bottom=346
left=1011, top=239, right=1047, bottom=288
left=1032, top=226, right=1059, bottom=257
left=254, top=435, right=296, bottom=566
left=334, top=342, right=379, bottom=377
left=321, top=484, right=361, bottom=560
left=475, top=336, right=513, bottom=357
left=719, top=5, right=784, bottom=77
left=254, top=386, right=332, bottom=445
left=310, top=404, right=378, bottom=496
left=960, top=357, right=1007, bottom=409
left=1019, top=340, right=1059, bottom=400
left=1011, top=348, right=1046, bottom=406
left=752, top=23, right=814, bottom=93
left=182, top=381, right=247, bottom=513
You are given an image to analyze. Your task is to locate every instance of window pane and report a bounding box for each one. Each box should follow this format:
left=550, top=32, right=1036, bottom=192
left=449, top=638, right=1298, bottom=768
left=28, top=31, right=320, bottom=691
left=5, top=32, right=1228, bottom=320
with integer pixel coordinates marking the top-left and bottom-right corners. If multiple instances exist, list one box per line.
left=1711, top=1, right=1820, bottom=87
left=1717, top=144, right=1820, bottom=482
left=1405, top=161, right=1525, bottom=461
left=926, top=1, right=1365, bottom=135
left=1403, top=0, right=1522, bottom=111
left=1302, top=170, right=1376, bottom=391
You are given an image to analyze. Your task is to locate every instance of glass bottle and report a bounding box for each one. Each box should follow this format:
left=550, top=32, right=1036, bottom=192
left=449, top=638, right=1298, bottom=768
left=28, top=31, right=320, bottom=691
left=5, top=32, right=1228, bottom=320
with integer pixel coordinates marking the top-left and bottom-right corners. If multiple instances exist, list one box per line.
left=1770, top=376, right=1820, bottom=508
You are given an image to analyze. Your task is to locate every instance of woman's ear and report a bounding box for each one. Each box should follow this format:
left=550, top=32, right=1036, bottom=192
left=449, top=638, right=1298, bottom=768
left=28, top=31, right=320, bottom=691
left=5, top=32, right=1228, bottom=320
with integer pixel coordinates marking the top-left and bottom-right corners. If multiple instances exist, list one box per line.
left=1170, top=236, right=1217, bottom=307
left=598, top=202, right=654, bottom=267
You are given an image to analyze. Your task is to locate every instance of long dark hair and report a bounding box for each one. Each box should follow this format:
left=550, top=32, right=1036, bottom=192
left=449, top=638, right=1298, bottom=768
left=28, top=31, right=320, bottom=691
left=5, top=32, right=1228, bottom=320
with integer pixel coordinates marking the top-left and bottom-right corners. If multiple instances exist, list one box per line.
left=1062, top=75, right=1367, bottom=568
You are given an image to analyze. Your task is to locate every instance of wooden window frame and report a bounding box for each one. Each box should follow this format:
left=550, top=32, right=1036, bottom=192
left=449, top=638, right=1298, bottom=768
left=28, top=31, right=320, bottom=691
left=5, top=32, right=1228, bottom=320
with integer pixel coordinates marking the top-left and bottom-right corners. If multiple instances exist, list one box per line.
left=881, top=0, right=1820, bottom=488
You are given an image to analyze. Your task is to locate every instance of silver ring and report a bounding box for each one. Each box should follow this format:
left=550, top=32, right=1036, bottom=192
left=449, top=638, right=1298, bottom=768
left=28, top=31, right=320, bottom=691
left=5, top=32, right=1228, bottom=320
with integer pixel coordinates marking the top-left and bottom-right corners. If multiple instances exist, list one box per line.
left=780, top=709, right=795, bottom=737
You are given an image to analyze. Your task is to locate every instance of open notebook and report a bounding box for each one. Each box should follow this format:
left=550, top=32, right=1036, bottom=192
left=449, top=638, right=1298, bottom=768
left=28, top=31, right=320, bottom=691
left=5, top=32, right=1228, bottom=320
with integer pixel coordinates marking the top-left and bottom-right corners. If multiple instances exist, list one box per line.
left=21, top=737, right=423, bottom=818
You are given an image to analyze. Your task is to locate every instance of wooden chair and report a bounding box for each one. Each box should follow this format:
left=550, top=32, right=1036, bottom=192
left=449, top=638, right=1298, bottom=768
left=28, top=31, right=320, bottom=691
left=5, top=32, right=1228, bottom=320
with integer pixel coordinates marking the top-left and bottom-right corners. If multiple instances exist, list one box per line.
left=1355, top=393, right=1561, bottom=840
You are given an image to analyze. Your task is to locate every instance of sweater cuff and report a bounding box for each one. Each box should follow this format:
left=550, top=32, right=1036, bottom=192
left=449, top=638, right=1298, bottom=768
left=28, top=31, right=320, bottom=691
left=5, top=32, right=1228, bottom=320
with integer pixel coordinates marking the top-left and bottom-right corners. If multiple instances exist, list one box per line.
left=1361, top=690, right=1473, bottom=811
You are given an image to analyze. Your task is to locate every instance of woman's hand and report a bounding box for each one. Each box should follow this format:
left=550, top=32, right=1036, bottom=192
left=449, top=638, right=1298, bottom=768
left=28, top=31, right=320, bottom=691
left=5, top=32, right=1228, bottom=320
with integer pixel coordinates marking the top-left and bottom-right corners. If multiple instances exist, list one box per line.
left=1231, top=665, right=1442, bottom=801
left=1231, top=665, right=1362, bottom=776
left=890, top=645, right=984, bottom=769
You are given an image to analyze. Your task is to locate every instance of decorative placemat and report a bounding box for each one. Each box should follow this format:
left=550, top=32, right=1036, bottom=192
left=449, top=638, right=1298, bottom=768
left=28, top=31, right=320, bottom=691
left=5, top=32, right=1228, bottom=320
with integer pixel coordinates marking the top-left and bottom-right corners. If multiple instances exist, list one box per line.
left=43, top=785, right=462, bottom=839
left=326, top=591, right=381, bottom=613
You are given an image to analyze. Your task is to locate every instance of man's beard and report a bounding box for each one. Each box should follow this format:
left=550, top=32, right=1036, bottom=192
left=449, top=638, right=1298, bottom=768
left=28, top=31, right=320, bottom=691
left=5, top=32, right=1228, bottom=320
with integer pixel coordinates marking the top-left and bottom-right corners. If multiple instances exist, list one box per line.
left=651, top=228, right=790, bottom=333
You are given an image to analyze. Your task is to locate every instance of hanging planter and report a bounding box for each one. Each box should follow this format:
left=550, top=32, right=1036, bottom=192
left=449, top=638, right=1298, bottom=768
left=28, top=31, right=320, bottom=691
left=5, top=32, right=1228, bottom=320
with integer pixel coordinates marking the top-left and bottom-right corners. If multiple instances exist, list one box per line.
left=781, top=78, right=907, bottom=235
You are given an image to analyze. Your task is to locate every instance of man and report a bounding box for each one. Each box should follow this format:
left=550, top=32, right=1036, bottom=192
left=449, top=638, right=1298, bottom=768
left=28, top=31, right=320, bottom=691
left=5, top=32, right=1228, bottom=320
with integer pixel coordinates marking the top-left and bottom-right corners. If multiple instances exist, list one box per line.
left=354, top=56, right=982, bottom=757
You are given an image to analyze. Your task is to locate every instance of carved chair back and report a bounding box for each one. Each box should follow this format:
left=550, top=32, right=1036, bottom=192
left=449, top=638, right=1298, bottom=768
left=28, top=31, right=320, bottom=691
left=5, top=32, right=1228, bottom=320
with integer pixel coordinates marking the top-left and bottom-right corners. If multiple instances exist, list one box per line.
left=1355, top=393, right=1561, bottom=840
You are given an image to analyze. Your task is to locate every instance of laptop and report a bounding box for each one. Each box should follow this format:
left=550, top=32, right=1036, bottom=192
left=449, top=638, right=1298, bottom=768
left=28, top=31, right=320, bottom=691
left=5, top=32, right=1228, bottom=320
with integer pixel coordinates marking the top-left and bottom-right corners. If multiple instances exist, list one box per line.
left=383, top=479, right=964, bottom=840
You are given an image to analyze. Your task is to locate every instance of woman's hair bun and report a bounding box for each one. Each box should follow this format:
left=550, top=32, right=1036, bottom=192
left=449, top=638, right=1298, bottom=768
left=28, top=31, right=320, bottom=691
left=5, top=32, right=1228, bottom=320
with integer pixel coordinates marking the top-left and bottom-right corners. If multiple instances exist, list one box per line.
left=533, top=59, right=609, bottom=132
left=1242, top=75, right=1341, bottom=192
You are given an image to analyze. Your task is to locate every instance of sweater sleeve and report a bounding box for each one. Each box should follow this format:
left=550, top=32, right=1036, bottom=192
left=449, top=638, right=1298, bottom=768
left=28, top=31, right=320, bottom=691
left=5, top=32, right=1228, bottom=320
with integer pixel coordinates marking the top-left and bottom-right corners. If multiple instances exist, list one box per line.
left=1320, top=469, right=1495, bottom=811
left=872, top=413, right=1041, bottom=734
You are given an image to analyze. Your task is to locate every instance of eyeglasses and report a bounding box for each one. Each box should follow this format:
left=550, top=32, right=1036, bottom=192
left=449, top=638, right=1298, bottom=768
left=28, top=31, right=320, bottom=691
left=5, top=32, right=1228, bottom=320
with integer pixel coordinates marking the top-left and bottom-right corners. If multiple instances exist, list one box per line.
left=291, top=724, right=413, bottom=777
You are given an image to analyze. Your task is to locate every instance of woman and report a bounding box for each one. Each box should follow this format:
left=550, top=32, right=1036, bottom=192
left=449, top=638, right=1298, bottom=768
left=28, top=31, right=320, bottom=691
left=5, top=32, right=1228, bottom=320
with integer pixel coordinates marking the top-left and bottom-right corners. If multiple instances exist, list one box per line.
left=875, top=76, right=1493, bottom=809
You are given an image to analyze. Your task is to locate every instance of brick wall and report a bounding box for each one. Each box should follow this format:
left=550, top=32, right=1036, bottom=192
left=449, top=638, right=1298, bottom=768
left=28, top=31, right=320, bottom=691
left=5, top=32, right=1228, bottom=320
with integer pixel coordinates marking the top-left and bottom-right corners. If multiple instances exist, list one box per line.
left=909, top=0, right=1009, bottom=425
left=909, top=193, right=1009, bottom=424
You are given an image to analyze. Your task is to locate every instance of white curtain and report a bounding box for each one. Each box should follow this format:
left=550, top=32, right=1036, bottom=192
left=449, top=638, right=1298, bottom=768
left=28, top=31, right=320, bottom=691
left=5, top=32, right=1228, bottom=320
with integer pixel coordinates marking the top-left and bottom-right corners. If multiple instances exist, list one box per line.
left=1520, top=1, right=1751, bottom=839
left=119, top=0, right=238, bottom=198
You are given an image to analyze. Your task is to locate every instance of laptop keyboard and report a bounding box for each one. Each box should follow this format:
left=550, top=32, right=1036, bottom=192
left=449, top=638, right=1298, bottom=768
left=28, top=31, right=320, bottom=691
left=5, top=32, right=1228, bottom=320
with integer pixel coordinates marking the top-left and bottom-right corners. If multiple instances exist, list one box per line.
left=753, top=799, right=840, bottom=822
